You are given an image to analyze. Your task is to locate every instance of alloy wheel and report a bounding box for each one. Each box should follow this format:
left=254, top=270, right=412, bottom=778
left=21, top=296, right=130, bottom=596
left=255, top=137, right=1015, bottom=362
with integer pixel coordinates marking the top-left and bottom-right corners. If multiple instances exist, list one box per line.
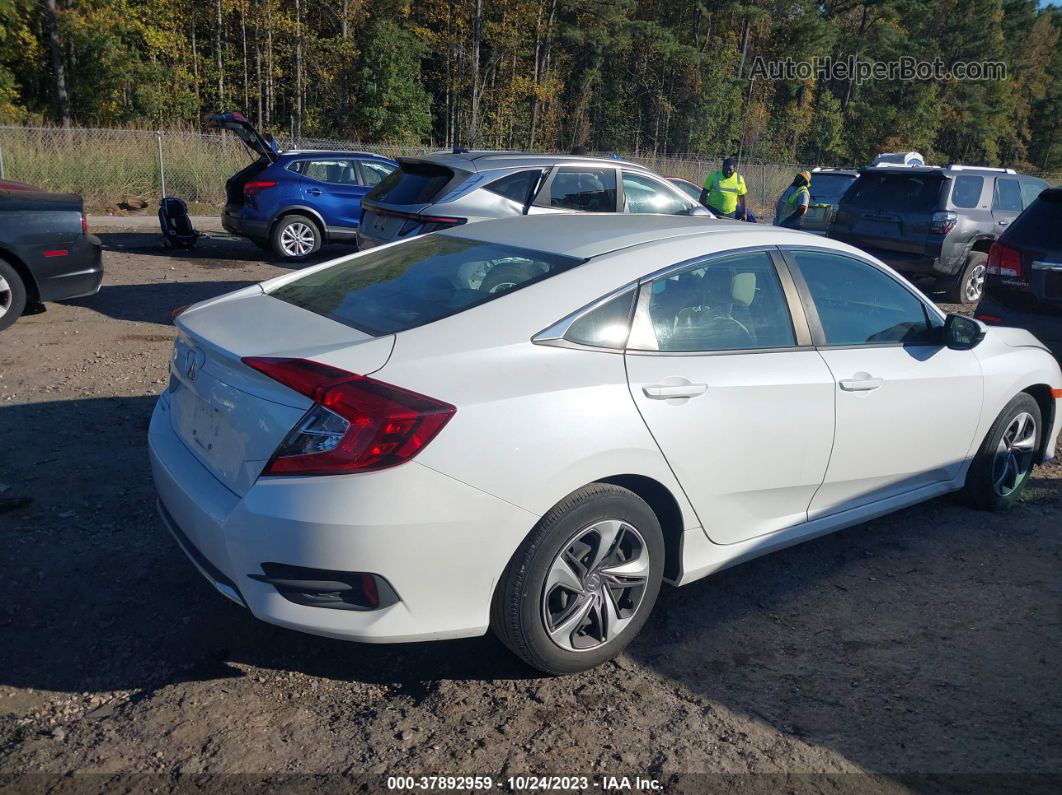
left=280, top=222, right=316, bottom=257
left=992, top=411, right=1036, bottom=497
left=965, top=262, right=986, bottom=302
left=0, top=275, right=10, bottom=319
left=541, top=519, right=650, bottom=652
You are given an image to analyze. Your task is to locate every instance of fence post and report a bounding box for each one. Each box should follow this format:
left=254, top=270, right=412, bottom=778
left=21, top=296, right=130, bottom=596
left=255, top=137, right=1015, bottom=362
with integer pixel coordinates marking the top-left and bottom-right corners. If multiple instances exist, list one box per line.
left=156, top=131, right=167, bottom=199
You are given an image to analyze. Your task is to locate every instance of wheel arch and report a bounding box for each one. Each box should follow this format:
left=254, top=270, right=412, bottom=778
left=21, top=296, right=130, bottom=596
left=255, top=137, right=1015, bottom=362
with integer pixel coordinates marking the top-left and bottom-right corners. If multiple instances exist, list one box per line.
left=595, top=474, right=686, bottom=583
left=0, top=248, right=40, bottom=303
left=270, top=206, right=328, bottom=242
left=1023, top=383, right=1057, bottom=464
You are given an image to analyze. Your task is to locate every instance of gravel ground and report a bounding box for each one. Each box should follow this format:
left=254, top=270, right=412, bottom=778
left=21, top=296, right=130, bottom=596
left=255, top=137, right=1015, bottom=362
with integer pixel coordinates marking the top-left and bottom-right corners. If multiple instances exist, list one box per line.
left=0, top=223, right=1060, bottom=793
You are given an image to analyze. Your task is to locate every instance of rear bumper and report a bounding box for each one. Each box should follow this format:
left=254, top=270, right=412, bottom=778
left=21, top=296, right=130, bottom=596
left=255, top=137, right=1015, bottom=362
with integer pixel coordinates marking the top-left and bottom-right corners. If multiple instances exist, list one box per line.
left=829, top=236, right=961, bottom=277
left=148, top=392, right=536, bottom=643
left=35, top=234, right=103, bottom=302
left=976, top=293, right=1062, bottom=360
left=222, top=206, right=270, bottom=239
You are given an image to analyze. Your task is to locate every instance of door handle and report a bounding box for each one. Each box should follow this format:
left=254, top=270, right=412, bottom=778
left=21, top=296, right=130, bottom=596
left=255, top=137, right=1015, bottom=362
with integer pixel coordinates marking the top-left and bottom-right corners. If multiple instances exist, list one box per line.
left=998, top=219, right=1009, bottom=226
left=839, top=374, right=884, bottom=392
left=643, top=383, right=708, bottom=399
left=307, top=188, right=322, bottom=196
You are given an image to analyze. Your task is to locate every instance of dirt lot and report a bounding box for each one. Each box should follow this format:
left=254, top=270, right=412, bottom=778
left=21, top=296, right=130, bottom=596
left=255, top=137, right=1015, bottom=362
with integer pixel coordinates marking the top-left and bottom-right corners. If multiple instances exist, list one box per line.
left=0, top=222, right=1060, bottom=793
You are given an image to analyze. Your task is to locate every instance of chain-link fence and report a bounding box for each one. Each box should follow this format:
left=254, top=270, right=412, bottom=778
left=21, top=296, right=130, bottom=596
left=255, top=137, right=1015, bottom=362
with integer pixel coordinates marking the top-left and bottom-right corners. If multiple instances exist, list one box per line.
left=4, top=125, right=1054, bottom=218
left=0, top=125, right=803, bottom=216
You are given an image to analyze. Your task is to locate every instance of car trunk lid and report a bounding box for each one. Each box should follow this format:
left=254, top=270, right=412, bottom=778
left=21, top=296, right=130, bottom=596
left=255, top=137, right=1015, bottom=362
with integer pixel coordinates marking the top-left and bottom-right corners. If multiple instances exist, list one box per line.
left=169, top=290, right=395, bottom=495
left=359, top=159, right=469, bottom=246
left=207, top=111, right=280, bottom=163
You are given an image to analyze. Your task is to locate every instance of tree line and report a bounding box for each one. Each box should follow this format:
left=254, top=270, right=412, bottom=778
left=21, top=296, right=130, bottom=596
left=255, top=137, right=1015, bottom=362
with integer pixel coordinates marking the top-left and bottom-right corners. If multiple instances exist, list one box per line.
left=1, top=0, right=1059, bottom=171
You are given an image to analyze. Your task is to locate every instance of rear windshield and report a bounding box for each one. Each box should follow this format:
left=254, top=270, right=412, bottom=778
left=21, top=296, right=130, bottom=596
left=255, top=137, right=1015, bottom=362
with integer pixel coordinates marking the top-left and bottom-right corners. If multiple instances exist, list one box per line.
left=1005, top=192, right=1062, bottom=250
left=843, top=172, right=944, bottom=212
left=809, top=174, right=856, bottom=203
left=270, top=235, right=585, bottom=336
left=365, top=162, right=454, bottom=205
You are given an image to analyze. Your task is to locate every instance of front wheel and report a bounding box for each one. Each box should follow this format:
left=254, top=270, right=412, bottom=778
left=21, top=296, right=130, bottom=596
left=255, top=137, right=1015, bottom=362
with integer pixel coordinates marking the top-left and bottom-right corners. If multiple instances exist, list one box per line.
left=492, top=484, right=664, bottom=675
left=271, top=216, right=322, bottom=260
left=962, top=393, right=1042, bottom=511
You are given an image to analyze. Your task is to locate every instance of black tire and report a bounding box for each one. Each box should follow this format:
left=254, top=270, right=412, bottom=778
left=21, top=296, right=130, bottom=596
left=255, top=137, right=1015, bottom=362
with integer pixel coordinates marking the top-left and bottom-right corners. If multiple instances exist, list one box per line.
left=0, top=259, right=28, bottom=332
left=962, top=392, right=1042, bottom=511
left=943, top=251, right=987, bottom=305
left=271, top=215, right=322, bottom=261
left=491, top=483, right=665, bottom=675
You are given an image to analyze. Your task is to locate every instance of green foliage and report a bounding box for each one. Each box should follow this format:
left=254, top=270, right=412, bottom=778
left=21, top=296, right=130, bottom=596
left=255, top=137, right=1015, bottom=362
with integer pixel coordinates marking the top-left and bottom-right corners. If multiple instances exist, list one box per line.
left=351, top=20, right=431, bottom=144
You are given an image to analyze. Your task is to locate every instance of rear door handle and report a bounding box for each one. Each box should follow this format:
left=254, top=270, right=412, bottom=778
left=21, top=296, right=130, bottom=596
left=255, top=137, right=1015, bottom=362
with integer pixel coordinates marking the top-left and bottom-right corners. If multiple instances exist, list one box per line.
left=643, top=383, right=708, bottom=399
left=839, top=374, right=884, bottom=392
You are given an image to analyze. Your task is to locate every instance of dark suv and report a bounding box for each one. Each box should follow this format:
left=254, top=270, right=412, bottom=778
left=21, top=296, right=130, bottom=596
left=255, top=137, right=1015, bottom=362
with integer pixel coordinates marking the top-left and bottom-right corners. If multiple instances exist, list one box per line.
left=830, top=165, right=1049, bottom=304
left=975, top=187, right=1062, bottom=359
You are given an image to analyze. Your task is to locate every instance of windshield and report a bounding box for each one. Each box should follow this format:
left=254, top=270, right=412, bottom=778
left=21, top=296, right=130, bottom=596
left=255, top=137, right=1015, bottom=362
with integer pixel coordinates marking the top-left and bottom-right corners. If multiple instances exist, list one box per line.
left=270, top=235, right=585, bottom=335
left=809, top=174, right=856, bottom=204
left=843, top=172, right=945, bottom=212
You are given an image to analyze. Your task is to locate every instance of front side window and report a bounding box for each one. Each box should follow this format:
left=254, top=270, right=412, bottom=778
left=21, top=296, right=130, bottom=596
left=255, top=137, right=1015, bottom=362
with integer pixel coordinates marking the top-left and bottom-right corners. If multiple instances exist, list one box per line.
left=359, top=160, right=396, bottom=187
left=301, top=159, right=360, bottom=185
left=793, top=250, right=936, bottom=345
left=622, top=172, right=690, bottom=215
left=950, top=175, right=984, bottom=208
left=270, top=236, right=584, bottom=336
left=639, top=251, right=795, bottom=352
left=993, top=178, right=1023, bottom=212
left=548, top=167, right=617, bottom=212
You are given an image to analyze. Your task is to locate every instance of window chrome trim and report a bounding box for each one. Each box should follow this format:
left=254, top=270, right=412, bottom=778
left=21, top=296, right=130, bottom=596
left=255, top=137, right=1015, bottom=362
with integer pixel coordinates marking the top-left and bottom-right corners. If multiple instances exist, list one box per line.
left=531, top=282, right=638, bottom=351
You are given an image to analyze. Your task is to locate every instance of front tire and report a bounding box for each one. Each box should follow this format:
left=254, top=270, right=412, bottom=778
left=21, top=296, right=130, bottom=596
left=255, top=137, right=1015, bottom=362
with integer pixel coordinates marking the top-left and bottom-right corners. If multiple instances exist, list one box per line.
left=943, top=251, right=987, bottom=305
left=962, top=393, right=1041, bottom=511
left=271, top=215, right=322, bottom=260
left=0, top=259, right=28, bottom=332
left=492, top=484, right=664, bottom=675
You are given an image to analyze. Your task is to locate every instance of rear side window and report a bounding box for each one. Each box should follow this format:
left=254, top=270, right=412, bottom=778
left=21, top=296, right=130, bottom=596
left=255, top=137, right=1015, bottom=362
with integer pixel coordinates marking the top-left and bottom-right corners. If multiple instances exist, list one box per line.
left=299, top=159, right=359, bottom=185
left=359, top=160, right=396, bottom=187
left=1004, top=192, right=1062, bottom=250
left=638, top=252, right=795, bottom=352
left=486, top=170, right=542, bottom=204
left=993, top=178, right=1023, bottom=212
left=1019, top=179, right=1047, bottom=207
left=950, top=175, right=984, bottom=208
left=808, top=174, right=856, bottom=203
left=564, top=290, right=636, bottom=349
left=270, top=235, right=584, bottom=335
left=793, top=251, right=935, bottom=345
left=844, top=173, right=944, bottom=212
left=548, top=167, right=617, bottom=212
left=366, top=162, right=454, bottom=205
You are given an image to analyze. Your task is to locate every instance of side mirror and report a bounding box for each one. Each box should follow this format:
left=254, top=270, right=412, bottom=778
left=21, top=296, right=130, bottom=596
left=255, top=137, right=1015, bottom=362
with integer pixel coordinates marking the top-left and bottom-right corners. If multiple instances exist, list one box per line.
left=944, top=313, right=986, bottom=350
left=685, top=205, right=711, bottom=217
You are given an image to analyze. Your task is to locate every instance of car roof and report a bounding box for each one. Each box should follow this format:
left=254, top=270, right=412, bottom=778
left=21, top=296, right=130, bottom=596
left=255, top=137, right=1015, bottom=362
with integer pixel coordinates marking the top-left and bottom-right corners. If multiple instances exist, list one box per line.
left=437, top=214, right=810, bottom=259
left=399, top=151, right=652, bottom=174
left=279, top=150, right=396, bottom=161
left=858, top=165, right=1025, bottom=177
left=811, top=168, right=859, bottom=177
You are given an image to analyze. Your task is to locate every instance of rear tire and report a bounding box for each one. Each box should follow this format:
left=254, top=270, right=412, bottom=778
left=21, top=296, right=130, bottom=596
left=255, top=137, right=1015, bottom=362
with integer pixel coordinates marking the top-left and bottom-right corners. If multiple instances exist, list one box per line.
left=943, top=252, right=987, bottom=305
left=0, top=259, right=28, bottom=332
left=271, top=215, right=322, bottom=261
left=491, top=483, right=664, bottom=675
left=962, top=393, right=1041, bottom=511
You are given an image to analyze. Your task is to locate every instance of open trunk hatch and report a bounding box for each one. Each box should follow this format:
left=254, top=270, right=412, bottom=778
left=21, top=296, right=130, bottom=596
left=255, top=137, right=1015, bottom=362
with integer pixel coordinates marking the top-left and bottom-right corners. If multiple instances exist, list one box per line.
left=207, top=111, right=280, bottom=163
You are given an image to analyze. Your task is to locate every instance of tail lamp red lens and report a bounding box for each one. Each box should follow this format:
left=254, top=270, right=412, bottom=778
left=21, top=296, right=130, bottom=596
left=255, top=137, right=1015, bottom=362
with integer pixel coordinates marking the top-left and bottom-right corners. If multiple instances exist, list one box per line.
left=243, top=180, right=277, bottom=198
left=81, top=214, right=88, bottom=235
left=242, top=357, right=456, bottom=475
left=930, top=211, right=957, bottom=235
left=986, top=241, right=1023, bottom=279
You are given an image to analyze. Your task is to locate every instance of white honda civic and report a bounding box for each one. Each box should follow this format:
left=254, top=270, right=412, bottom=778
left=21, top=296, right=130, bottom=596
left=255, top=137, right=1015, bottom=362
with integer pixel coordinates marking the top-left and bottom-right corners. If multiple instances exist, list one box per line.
left=149, top=215, right=1062, bottom=674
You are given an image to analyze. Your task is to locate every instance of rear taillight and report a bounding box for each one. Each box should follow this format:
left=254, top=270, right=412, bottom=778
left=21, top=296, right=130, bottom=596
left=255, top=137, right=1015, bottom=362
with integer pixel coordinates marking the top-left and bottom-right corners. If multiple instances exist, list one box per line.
left=243, top=180, right=277, bottom=198
left=975, top=314, right=1004, bottom=325
left=242, top=357, right=456, bottom=476
left=368, top=206, right=467, bottom=235
left=930, top=211, right=957, bottom=235
left=81, top=214, right=88, bottom=235
left=986, top=241, right=1023, bottom=279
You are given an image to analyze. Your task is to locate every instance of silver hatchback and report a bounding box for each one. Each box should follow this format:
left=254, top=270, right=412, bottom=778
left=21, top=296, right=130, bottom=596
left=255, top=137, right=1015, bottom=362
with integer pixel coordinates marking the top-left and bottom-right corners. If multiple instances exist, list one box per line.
left=357, top=151, right=713, bottom=249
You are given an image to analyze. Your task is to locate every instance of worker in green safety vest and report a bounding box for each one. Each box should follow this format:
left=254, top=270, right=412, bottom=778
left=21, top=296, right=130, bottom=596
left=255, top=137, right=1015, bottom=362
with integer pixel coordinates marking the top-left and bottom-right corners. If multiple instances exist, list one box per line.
left=774, top=171, right=812, bottom=229
left=699, top=157, right=748, bottom=220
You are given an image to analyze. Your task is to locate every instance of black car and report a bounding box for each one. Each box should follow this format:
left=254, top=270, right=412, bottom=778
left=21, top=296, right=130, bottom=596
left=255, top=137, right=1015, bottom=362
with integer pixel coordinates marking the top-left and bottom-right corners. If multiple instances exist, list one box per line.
left=802, top=168, right=858, bottom=235
left=0, top=180, right=102, bottom=331
left=830, top=165, right=1049, bottom=304
left=975, top=187, right=1062, bottom=359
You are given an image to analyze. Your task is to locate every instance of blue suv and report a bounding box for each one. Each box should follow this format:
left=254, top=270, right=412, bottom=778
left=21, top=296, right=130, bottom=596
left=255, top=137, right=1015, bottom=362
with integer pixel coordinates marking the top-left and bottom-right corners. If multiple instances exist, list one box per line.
left=209, top=112, right=398, bottom=261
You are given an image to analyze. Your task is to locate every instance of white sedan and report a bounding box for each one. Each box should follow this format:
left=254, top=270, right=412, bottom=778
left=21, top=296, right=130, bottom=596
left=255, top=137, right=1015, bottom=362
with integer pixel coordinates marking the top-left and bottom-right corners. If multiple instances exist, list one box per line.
left=149, top=215, right=1062, bottom=674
